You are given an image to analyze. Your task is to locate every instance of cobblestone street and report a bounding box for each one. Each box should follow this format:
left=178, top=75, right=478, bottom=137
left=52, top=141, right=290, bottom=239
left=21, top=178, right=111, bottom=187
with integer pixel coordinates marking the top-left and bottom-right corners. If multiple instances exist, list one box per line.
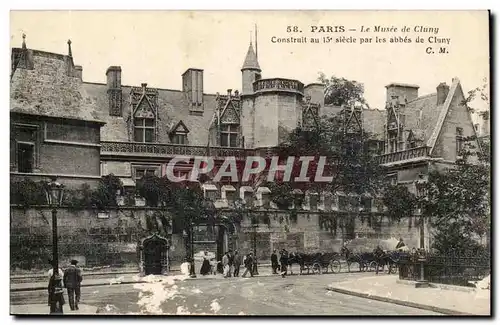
left=11, top=273, right=441, bottom=315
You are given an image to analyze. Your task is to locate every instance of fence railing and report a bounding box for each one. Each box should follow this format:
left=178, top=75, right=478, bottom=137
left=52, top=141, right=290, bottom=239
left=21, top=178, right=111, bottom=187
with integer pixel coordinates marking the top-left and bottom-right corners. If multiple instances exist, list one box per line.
left=101, top=141, right=249, bottom=160
left=398, top=249, right=490, bottom=287
left=378, top=146, right=430, bottom=164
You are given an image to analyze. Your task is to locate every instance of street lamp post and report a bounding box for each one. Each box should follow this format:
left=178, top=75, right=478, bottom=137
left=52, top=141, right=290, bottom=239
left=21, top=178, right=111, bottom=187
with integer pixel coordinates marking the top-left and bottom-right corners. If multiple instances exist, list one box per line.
left=44, top=177, right=65, bottom=314
left=252, top=223, right=259, bottom=275
left=189, top=222, right=196, bottom=278
left=415, top=174, right=429, bottom=287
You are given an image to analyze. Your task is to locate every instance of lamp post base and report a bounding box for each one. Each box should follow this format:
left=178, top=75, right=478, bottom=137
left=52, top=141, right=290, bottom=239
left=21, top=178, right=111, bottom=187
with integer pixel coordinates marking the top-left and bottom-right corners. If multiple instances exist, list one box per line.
left=415, top=280, right=430, bottom=288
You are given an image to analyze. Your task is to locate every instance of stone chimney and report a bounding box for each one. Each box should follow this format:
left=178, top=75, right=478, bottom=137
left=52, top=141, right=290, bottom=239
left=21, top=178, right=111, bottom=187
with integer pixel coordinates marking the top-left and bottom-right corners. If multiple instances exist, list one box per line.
left=106, top=66, right=122, bottom=116
left=436, top=82, right=450, bottom=105
left=385, top=83, right=419, bottom=104
left=74, top=65, right=83, bottom=80
left=182, top=68, right=204, bottom=108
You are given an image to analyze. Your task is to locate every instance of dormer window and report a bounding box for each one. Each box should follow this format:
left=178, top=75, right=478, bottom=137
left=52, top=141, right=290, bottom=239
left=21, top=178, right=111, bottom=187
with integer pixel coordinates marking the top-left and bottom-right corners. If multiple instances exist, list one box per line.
left=220, top=124, right=239, bottom=147
left=172, top=133, right=188, bottom=145
left=169, top=120, right=190, bottom=145
left=134, top=117, right=155, bottom=143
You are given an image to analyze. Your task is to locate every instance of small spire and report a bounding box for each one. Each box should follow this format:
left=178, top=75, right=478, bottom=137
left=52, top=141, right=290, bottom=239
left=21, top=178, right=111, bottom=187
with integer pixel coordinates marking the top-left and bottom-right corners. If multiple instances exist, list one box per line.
left=67, top=39, right=72, bottom=57
left=241, top=42, right=261, bottom=71
left=22, top=33, right=26, bottom=49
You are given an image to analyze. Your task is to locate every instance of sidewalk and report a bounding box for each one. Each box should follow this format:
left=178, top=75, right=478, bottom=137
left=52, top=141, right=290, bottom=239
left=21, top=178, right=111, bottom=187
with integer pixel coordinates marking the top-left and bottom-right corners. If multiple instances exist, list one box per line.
left=327, top=275, right=490, bottom=315
left=11, top=265, right=278, bottom=292
left=11, top=304, right=98, bottom=315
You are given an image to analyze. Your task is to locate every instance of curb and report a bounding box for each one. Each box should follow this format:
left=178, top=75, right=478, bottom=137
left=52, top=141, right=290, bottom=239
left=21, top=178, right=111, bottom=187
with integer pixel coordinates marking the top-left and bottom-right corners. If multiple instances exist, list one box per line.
left=326, top=286, right=475, bottom=315
left=395, top=279, right=477, bottom=293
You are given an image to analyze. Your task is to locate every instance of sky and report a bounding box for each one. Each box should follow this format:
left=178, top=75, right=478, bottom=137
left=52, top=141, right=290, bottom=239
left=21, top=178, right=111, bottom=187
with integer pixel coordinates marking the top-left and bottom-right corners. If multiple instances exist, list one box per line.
left=10, top=10, right=490, bottom=112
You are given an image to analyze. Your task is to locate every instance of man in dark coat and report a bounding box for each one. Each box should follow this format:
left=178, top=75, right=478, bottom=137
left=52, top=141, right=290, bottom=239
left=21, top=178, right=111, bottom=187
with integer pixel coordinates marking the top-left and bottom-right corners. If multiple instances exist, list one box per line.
left=241, top=253, right=254, bottom=278
left=63, top=260, right=83, bottom=311
left=271, top=250, right=279, bottom=274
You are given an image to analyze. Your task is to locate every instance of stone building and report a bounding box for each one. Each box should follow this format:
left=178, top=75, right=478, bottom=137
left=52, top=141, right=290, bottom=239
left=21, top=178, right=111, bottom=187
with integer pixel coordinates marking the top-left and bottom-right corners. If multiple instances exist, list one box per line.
left=10, top=35, right=482, bottom=271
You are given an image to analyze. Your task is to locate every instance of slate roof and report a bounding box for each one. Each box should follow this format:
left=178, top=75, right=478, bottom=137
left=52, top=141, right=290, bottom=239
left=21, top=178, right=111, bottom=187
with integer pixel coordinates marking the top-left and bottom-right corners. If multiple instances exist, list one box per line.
left=10, top=49, right=104, bottom=124
left=322, top=105, right=386, bottom=140
left=82, top=82, right=217, bottom=144
left=241, top=43, right=260, bottom=71
left=362, top=109, right=386, bottom=140
left=401, top=93, right=440, bottom=144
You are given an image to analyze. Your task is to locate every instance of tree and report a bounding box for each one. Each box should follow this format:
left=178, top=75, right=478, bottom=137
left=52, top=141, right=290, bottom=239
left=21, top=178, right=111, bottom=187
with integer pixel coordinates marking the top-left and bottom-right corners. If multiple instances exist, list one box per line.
left=382, top=184, right=418, bottom=228
left=265, top=110, right=385, bottom=240
left=422, top=146, right=490, bottom=254
left=318, top=72, right=370, bottom=108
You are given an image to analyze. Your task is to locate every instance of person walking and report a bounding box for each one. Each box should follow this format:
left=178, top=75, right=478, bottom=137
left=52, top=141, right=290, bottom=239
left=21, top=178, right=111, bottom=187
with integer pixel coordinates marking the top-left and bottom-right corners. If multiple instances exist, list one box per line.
left=233, top=250, right=242, bottom=277
left=222, top=252, right=230, bottom=278
left=63, top=260, right=83, bottom=311
left=241, top=253, right=254, bottom=278
left=228, top=250, right=234, bottom=278
left=48, top=272, right=65, bottom=314
left=280, top=249, right=289, bottom=278
left=271, top=250, right=279, bottom=274
left=47, top=259, right=64, bottom=307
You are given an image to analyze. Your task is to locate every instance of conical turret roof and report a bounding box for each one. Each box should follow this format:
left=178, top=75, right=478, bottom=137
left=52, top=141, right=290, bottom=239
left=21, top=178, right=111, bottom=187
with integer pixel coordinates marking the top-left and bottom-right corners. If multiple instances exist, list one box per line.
left=241, top=43, right=261, bottom=71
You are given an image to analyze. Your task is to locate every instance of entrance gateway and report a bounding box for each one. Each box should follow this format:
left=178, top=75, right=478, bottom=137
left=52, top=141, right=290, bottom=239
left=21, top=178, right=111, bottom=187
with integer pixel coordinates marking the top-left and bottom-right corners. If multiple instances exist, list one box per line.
left=138, top=233, right=169, bottom=276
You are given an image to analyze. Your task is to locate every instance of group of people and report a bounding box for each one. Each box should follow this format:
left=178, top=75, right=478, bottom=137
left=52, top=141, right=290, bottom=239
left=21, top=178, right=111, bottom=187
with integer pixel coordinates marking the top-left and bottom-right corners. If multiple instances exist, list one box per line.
left=47, top=259, right=83, bottom=314
left=199, top=250, right=256, bottom=278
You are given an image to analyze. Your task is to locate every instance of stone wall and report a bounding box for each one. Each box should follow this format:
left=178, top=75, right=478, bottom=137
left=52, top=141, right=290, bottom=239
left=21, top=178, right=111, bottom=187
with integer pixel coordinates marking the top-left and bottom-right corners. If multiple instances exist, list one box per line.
left=10, top=206, right=427, bottom=271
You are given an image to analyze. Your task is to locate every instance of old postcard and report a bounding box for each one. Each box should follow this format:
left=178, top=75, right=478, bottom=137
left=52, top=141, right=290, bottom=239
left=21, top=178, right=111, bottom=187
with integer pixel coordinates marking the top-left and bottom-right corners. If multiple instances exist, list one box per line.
left=9, top=10, right=490, bottom=316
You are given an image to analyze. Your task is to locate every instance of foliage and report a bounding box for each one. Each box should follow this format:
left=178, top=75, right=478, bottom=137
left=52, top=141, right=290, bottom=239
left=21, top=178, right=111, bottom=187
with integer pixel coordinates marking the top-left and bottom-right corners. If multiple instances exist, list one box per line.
left=422, top=145, right=490, bottom=254
left=10, top=179, right=47, bottom=208
left=11, top=231, right=51, bottom=270
left=10, top=174, right=124, bottom=210
left=90, top=174, right=123, bottom=209
left=462, top=77, right=489, bottom=113
left=318, top=72, right=370, bottom=108
left=136, top=175, right=171, bottom=207
left=382, top=184, right=418, bottom=224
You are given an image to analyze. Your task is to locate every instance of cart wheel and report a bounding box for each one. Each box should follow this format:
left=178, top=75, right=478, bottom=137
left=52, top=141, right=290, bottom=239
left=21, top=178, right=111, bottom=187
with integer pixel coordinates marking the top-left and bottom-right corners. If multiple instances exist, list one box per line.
left=330, top=260, right=341, bottom=273
left=388, top=264, right=398, bottom=274
left=312, top=263, right=322, bottom=274
left=369, top=261, right=378, bottom=272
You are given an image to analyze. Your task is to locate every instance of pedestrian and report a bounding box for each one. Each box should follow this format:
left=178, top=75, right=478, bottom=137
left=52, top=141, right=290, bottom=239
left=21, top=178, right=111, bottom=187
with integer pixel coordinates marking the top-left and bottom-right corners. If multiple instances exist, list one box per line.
left=47, top=259, right=64, bottom=306
left=241, top=253, right=254, bottom=278
left=63, top=259, right=83, bottom=311
left=280, top=249, right=289, bottom=278
left=200, top=252, right=211, bottom=276
left=228, top=250, right=234, bottom=277
left=233, top=250, right=241, bottom=277
left=48, top=272, right=65, bottom=314
left=271, top=249, right=279, bottom=274
left=222, top=252, right=230, bottom=278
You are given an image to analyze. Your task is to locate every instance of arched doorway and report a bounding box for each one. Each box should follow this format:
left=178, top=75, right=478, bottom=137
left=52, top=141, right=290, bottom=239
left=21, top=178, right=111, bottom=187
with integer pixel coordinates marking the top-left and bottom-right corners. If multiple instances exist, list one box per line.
left=138, top=233, right=169, bottom=276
